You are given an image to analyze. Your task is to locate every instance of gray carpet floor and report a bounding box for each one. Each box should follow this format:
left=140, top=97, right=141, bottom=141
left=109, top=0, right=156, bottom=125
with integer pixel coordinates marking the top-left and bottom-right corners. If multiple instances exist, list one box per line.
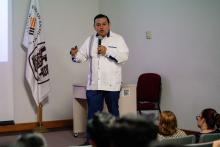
left=0, top=129, right=87, bottom=147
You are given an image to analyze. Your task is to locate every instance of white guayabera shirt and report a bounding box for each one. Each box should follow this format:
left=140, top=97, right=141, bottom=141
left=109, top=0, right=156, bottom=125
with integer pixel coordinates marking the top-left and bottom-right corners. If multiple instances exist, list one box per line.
left=73, top=31, right=129, bottom=91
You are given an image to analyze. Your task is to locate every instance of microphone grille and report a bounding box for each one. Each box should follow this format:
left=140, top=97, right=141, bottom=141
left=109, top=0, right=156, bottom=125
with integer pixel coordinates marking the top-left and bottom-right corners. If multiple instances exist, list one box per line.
left=98, top=36, right=103, bottom=40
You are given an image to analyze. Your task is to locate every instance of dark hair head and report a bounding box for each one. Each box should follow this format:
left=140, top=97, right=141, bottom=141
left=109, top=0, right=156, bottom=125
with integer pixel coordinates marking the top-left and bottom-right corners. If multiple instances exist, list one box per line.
left=111, top=115, right=158, bottom=147
left=87, top=112, right=116, bottom=147
left=201, top=108, right=217, bottom=129
left=15, top=133, right=47, bottom=147
left=94, top=14, right=110, bottom=25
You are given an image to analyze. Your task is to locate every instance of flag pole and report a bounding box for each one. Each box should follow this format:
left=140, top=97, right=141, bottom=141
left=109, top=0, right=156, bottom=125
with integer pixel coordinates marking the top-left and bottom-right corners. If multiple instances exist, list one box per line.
left=37, top=103, right=43, bottom=127
left=34, top=103, right=48, bottom=133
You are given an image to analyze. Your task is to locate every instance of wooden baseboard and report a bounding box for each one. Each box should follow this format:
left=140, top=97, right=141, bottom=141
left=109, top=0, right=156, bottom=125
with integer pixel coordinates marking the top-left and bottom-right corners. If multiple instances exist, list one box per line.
left=0, top=119, right=73, bottom=133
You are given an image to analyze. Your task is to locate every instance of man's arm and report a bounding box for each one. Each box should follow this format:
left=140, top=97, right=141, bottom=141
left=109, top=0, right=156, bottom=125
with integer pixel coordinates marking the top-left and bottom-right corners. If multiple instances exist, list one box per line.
left=70, top=37, right=91, bottom=63
left=105, top=36, right=129, bottom=64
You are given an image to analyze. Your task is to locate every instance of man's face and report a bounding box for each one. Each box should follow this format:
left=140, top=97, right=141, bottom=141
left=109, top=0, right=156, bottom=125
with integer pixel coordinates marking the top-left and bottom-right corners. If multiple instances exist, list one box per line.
left=94, top=17, right=110, bottom=37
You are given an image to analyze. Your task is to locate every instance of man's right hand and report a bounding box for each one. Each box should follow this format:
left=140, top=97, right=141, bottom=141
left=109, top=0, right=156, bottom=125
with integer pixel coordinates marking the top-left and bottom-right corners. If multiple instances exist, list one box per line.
left=70, top=46, right=78, bottom=57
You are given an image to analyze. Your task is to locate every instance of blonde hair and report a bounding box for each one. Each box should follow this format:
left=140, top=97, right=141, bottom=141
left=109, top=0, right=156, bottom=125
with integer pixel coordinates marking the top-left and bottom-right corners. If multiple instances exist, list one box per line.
left=159, top=111, right=177, bottom=136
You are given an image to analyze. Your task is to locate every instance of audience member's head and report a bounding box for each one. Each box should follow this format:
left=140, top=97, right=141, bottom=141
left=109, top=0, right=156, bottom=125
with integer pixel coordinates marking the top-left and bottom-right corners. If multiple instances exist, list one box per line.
left=196, top=108, right=220, bottom=132
left=14, top=132, right=47, bottom=147
left=110, top=114, right=158, bottom=147
left=87, top=112, right=116, bottom=147
left=159, top=111, right=178, bottom=136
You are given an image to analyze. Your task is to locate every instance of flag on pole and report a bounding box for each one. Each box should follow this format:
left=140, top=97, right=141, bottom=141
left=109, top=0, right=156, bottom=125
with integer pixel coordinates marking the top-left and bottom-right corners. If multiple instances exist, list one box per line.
left=23, top=0, right=50, bottom=105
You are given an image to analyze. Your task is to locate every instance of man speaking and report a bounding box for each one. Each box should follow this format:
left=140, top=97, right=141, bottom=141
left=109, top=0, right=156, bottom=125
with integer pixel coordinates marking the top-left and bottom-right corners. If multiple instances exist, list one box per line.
left=70, top=14, right=129, bottom=121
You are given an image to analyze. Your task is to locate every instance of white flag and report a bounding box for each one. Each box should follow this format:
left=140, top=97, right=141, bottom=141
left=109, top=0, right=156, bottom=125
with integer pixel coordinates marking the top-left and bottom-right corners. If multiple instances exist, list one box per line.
left=23, top=0, right=50, bottom=105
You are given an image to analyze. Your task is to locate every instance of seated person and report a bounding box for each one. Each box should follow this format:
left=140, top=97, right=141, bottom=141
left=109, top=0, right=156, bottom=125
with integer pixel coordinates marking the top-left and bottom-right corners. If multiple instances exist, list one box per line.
left=110, top=114, right=158, bottom=147
left=158, top=111, right=187, bottom=141
left=87, top=112, right=116, bottom=147
left=195, top=108, right=220, bottom=142
left=13, top=132, right=47, bottom=147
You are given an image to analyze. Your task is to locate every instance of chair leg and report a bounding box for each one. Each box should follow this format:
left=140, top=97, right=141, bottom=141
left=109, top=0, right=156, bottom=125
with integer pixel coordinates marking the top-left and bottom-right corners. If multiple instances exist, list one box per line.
left=138, top=110, right=142, bottom=115
left=158, top=104, right=161, bottom=113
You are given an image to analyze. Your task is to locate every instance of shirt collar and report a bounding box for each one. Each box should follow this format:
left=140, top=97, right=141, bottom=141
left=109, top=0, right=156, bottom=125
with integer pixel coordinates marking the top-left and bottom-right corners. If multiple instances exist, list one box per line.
left=96, top=31, right=110, bottom=38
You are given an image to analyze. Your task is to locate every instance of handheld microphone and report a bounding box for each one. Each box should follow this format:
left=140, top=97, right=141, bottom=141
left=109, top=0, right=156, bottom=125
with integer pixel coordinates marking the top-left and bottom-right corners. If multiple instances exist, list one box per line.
left=97, top=36, right=103, bottom=54
left=98, top=36, right=103, bottom=46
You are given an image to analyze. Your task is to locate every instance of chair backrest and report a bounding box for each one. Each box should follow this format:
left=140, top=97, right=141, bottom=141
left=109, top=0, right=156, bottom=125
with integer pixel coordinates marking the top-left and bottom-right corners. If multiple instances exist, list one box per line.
left=137, top=73, right=161, bottom=102
left=199, top=133, right=220, bottom=143
left=184, top=142, right=213, bottom=147
left=160, top=135, right=196, bottom=145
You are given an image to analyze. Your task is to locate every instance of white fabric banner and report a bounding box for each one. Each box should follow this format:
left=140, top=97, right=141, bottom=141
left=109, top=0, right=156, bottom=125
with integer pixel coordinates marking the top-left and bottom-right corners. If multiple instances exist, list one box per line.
left=23, top=0, right=50, bottom=105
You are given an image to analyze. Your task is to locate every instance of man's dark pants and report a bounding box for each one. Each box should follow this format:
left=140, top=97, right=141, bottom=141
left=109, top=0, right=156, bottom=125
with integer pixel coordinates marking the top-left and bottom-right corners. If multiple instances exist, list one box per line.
left=86, top=90, right=120, bottom=120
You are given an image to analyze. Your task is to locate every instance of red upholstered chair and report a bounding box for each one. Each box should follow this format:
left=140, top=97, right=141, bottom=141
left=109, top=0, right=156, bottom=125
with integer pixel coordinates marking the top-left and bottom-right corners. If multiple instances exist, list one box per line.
left=137, top=73, right=161, bottom=114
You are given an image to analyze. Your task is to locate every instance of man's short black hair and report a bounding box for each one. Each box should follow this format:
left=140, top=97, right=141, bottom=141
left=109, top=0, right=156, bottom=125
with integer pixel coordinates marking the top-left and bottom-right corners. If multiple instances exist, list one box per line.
left=15, top=133, right=47, bottom=147
left=94, top=14, right=110, bottom=24
left=87, top=112, right=116, bottom=147
left=111, top=115, right=158, bottom=147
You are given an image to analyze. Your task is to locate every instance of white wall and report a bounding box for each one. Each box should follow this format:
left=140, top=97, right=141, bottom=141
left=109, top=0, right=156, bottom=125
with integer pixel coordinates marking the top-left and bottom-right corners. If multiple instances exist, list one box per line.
left=12, top=0, right=99, bottom=123
left=0, top=0, right=14, bottom=121
left=100, top=0, right=220, bottom=131
left=9, top=0, right=220, bottom=131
